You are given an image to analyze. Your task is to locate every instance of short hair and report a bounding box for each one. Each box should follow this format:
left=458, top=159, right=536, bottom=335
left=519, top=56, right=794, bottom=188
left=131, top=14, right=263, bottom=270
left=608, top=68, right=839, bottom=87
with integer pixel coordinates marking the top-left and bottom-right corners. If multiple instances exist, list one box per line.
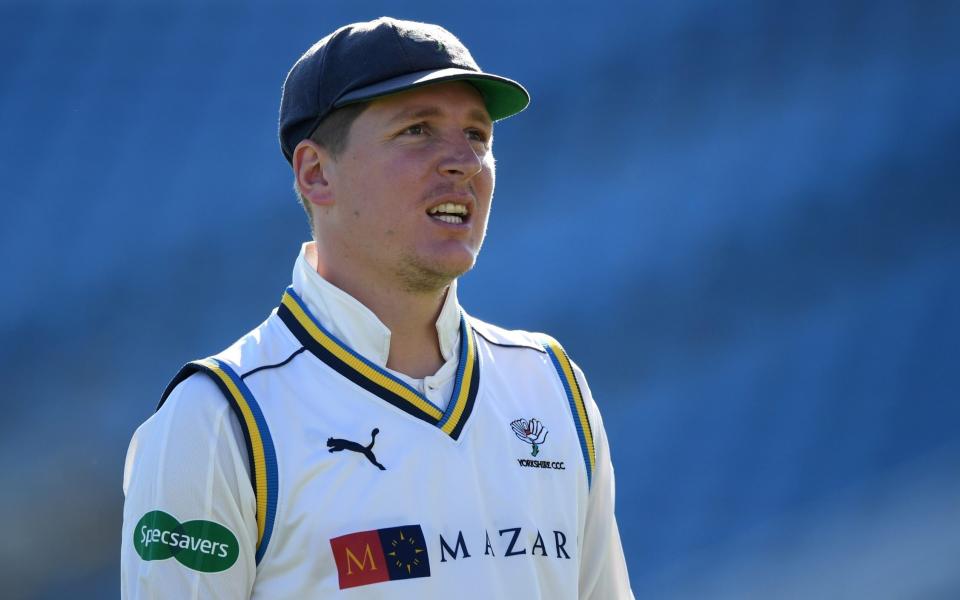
left=294, top=101, right=369, bottom=230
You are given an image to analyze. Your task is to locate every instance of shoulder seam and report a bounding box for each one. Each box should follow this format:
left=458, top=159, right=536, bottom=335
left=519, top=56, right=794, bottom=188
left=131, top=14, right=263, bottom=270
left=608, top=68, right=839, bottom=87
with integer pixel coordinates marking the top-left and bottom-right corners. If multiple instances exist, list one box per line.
left=241, top=346, right=307, bottom=380
left=472, top=326, right=546, bottom=353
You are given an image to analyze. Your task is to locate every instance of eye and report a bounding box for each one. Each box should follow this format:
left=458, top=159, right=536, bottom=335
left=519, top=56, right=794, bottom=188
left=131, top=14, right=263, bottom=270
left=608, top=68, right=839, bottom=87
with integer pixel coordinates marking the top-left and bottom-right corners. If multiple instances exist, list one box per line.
left=466, top=128, right=490, bottom=144
left=401, top=123, right=426, bottom=136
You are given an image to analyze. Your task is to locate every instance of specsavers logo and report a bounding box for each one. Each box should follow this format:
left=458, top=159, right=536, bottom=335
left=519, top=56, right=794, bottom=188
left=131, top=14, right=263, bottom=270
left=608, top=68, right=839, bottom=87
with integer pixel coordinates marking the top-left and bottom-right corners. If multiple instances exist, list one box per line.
left=133, top=510, right=239, bottom=572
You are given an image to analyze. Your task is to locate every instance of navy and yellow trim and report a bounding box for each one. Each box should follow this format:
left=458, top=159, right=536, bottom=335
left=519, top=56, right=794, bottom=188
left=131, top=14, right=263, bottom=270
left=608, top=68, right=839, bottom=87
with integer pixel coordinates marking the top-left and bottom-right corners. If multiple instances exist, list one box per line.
left=159, top=359, right=279, bottom=564
left=277, top=287, right=479, bottom=440
left=437, top=312, right=479, bottom=440
left=538, top=335, right=596, bottom=488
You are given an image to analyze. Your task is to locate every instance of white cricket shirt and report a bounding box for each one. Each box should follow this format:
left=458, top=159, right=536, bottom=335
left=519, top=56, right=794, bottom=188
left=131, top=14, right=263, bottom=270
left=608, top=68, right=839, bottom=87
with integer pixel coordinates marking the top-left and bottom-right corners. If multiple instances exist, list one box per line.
left=121, top=243, right=633, bottom=599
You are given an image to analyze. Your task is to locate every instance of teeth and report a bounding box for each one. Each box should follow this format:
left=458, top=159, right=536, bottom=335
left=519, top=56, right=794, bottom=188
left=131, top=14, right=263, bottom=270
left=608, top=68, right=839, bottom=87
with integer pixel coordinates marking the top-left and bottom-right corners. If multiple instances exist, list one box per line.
left=428, top=202, right=468, bottom=216
left=433, top=214, right=464, bottom=224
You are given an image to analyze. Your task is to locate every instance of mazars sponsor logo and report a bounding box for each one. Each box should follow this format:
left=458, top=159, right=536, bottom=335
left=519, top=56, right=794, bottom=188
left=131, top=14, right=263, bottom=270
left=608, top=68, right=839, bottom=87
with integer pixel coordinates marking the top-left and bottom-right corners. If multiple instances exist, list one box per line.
left=437, top=526, right=573, bottom=562
left=133, top=510, right=239, bottom=572
left=330, top=523, right=573, bottom=589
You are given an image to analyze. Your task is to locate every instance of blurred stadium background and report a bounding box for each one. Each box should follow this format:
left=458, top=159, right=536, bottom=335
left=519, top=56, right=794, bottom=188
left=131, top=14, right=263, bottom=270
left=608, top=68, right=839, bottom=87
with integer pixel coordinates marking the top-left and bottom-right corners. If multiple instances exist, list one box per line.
left=2, top=0, right=959, bottom=597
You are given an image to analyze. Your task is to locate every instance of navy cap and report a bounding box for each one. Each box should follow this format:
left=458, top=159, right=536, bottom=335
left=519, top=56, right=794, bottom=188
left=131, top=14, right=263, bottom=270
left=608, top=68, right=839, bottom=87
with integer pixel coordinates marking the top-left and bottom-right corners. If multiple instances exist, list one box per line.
left=279, top=17, right=530, bottom=163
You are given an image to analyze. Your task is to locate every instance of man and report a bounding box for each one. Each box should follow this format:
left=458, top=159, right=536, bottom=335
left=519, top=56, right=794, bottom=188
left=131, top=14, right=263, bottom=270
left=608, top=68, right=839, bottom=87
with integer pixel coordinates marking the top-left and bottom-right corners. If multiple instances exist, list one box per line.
left=121, top=17, right=632, bottom=599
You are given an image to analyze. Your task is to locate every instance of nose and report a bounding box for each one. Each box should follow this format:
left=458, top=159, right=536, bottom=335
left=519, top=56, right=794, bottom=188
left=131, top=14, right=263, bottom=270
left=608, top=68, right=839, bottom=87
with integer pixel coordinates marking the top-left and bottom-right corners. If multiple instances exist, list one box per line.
left=437, top=135, right=483, bottom=181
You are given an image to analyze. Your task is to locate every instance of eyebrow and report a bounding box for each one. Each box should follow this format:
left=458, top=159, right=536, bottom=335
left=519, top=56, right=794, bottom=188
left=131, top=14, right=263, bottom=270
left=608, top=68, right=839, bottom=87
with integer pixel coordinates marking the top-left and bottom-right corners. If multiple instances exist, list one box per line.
left=385, top=106, right=492, bottom=128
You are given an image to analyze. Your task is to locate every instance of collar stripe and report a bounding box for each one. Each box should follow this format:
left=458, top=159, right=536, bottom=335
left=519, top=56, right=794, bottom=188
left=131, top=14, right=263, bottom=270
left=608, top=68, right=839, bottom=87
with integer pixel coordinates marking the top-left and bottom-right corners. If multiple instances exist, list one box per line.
left=279, top=290, right=442, bottom=423
left=438, top=320, right=478, bottom=438
left=444, top=353, right=479, bottom=440
left=278, top=288, right=478, bottom=439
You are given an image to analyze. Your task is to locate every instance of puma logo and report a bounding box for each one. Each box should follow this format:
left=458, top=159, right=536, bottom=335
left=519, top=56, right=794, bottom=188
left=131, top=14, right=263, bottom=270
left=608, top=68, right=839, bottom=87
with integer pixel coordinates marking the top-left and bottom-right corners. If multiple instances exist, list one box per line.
left=327, top=428, right=386, bottom=470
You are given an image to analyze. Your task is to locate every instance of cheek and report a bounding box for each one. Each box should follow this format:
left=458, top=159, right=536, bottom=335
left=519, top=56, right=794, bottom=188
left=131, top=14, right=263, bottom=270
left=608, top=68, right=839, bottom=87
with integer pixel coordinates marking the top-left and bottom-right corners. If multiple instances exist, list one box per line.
left=340, top=159, right=406, bottom=215
left=483, top=152, right=495, bottom=180
left=477, top=162, right=495, bottom=208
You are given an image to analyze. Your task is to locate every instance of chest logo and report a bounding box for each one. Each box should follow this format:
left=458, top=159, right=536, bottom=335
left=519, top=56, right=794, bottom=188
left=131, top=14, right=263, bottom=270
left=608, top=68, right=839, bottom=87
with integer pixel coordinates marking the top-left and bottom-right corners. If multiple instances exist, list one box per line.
left=511, top=418, right=549, bottom=457
left=328, top=428, right=386, bottom=470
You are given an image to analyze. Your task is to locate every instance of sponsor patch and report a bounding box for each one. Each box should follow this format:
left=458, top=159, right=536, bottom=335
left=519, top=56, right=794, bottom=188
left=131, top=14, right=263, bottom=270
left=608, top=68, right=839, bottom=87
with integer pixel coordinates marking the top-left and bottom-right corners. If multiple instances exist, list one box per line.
left=133, top=510, right=239, bottom=572
left=330, top=524, right=431, bottom=589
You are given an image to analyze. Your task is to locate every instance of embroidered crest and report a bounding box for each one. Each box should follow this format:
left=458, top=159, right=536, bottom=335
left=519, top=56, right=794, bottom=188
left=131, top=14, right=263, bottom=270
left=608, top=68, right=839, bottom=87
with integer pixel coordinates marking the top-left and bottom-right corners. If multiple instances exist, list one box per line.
left=510, top=418, right=548, bottom=457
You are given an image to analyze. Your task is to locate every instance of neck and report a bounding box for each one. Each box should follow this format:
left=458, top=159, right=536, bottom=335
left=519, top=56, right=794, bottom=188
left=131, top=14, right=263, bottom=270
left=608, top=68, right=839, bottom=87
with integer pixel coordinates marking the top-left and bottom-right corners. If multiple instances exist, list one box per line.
left=309, top=245, right=448, bottom=379
left=359, top=286, right=448, bottom=379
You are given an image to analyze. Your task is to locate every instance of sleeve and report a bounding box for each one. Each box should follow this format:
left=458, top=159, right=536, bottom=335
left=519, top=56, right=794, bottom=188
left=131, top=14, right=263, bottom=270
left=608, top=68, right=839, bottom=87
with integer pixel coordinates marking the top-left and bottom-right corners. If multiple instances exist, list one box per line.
left=573, top=363, right=635, bottom=600
left=121, top=373, right=258, bottom=599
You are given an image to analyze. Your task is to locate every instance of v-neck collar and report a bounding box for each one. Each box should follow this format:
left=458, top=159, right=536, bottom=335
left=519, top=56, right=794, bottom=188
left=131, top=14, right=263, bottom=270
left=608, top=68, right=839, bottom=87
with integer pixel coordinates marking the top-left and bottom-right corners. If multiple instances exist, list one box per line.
left=277, top=287, right=479, bottom=440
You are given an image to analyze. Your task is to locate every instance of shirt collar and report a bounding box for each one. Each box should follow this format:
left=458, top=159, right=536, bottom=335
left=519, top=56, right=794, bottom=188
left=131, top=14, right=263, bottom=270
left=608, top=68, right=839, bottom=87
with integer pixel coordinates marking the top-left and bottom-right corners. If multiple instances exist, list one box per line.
left=290, top=242, right=462, bottom=368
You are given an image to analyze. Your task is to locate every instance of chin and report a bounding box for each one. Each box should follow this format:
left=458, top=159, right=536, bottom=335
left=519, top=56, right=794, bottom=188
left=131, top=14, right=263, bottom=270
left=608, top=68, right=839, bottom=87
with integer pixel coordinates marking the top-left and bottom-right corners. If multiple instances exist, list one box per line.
left=399, top=252, right=477, bottom=293
left=434, top=251, right=478, bottom=280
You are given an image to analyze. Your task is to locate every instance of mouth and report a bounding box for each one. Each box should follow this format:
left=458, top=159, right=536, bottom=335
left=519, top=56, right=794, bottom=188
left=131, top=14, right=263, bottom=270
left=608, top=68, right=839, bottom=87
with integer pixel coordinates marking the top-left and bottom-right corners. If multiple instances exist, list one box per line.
left=426, top=200, right=471, bottom=225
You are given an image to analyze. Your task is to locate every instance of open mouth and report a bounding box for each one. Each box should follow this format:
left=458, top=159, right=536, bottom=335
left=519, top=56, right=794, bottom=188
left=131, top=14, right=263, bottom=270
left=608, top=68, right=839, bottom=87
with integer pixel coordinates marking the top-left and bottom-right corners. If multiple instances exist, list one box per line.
left=427, top=202, right=470, bottom=225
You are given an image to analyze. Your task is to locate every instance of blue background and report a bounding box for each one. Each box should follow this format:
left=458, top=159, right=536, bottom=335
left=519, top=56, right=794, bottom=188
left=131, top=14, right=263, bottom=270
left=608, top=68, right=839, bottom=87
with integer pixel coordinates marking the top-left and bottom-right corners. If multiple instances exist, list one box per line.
left=2, top=0, right=959, bottom=598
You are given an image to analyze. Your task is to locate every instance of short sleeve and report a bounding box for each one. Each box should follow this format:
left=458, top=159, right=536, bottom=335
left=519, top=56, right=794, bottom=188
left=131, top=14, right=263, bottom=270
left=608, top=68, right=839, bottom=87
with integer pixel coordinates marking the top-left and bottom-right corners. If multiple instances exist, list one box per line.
left=121, top=373, right=257, bottom=599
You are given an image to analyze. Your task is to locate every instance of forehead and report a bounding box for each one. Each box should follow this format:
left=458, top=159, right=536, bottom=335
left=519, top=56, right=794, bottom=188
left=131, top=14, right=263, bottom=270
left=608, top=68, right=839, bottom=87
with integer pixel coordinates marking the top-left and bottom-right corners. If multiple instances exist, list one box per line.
left=363, top=81, right=492, bottom=125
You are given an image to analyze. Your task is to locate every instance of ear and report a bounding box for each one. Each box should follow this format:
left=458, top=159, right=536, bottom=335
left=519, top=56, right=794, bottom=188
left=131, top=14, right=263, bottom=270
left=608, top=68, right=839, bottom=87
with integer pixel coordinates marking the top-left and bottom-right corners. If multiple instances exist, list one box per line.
left=293, top=139, right=335, bottom=207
